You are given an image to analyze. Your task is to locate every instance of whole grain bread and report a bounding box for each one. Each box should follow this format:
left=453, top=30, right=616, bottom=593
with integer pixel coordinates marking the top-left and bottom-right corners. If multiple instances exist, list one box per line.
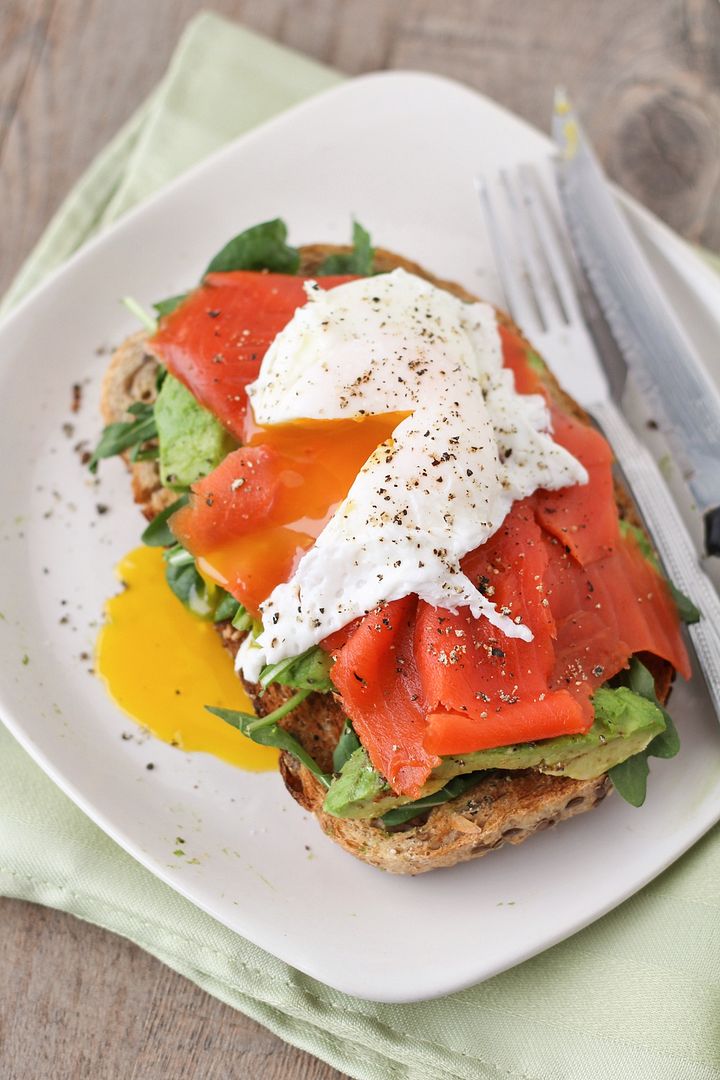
left=100, top=244, right=672, bottom=874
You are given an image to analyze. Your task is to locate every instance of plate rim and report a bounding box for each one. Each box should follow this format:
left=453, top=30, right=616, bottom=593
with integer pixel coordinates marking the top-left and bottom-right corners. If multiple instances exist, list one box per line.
left=1, top=69, right=719, bottom=1003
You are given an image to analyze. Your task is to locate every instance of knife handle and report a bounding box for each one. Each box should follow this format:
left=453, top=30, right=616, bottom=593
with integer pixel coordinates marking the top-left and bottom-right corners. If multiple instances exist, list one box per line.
left=593, top=398, right=720, bottom=716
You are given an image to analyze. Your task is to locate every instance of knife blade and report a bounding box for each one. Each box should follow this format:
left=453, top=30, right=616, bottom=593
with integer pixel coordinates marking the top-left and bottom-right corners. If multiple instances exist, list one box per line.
left=552, top=89, right=720, bottom=556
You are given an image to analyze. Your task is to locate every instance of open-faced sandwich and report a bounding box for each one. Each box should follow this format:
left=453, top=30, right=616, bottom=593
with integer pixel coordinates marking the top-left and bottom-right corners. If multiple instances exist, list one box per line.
left=92, top=219, right=698, bottom=874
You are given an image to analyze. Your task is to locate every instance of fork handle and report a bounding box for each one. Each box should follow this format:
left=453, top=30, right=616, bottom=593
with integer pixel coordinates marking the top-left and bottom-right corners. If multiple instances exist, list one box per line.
left=593, top=398, right=720, bottom=716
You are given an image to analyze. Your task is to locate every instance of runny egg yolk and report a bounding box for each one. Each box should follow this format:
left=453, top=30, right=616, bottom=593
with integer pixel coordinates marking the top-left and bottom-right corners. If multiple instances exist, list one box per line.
left=96, top=546, right=277, bottom=771
left=197, top=411, right=409, bottom=614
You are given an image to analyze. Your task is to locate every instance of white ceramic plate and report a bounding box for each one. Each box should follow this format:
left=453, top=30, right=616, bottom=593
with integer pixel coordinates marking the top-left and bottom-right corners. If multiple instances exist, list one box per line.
left=1, top=73, right=719, bottom=1004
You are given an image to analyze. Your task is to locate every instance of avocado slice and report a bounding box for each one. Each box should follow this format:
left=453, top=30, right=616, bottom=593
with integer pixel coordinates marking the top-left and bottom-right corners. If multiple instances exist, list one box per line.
left=154, top=374, right=235, bottom=491
left=323, top=685, right=666, bottom=820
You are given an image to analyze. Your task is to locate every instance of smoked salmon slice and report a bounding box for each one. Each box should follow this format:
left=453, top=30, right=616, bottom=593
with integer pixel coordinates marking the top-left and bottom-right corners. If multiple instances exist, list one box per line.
left=150, top=271, right=354, bottom=439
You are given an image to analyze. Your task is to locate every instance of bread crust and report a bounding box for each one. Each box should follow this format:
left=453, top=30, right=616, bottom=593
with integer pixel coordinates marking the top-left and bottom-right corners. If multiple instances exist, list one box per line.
left=101, top=244, right=672, bottom=874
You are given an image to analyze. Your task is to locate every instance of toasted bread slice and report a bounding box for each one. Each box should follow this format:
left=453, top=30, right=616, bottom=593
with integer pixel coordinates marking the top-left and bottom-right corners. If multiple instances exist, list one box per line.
left=101, top=244, right=672, bottom=874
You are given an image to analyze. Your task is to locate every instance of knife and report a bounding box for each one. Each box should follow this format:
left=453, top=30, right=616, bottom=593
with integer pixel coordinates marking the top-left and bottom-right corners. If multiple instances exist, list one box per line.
left=552, top=89, right=720, bottom=556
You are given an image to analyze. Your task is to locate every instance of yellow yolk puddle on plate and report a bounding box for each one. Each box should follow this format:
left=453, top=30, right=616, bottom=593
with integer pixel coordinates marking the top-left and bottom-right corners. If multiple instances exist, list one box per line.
left=96, top=546, right=278, bottom=771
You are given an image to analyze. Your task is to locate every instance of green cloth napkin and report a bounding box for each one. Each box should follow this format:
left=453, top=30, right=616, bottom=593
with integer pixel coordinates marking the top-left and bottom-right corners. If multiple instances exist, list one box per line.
left=2, top=13, right=720, bottom=1079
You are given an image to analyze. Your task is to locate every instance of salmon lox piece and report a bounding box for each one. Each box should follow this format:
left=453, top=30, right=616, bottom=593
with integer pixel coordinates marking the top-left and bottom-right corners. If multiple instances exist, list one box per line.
left=417, top=502, right=591, bottom=757
left=330, top=596, right=440, bottom=799
left=150, top=271, right=355, bottom=439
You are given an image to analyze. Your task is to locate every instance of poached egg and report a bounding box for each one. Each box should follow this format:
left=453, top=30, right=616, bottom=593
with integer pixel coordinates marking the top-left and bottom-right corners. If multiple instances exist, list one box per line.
left=238, top=268, right=586, bottom=680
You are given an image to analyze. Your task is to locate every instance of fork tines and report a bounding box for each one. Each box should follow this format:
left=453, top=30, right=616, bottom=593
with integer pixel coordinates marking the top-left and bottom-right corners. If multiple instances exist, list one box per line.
left=474, top=165, right=581, bottom=339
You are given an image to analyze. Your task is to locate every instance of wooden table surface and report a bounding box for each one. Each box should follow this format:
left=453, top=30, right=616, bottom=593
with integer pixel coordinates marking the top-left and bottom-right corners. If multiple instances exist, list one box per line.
left=1, top=1, right=718, bottom=1076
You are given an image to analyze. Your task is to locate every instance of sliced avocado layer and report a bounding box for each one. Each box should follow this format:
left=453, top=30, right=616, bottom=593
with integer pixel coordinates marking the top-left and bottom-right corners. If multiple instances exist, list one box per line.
left=154, top=374, right=235, bottom=491
left=323, top=685, right=666, bottom=820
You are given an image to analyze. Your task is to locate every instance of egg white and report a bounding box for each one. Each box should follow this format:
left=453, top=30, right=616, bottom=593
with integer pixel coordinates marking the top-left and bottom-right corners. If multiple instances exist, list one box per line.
left=239, top=269, right=586, bottom=678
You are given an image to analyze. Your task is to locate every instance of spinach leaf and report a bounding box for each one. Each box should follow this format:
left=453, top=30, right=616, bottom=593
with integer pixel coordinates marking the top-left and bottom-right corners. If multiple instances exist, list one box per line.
left=318, top=220, right=374, bottom=276
left=154, top=294, right=187, bottom=318
left=164, top=544, right=213, bottom=617
left=88, top=402, right=157, bottom=473
left=207, top=694, right=331, bottom=789
left=205, top=218, right=300, bottom=275
left=259, top=646, right=335, bottom=693
left=141, top=494, right=189, bottom=547
left=332, top=720, right=361, bottom=773
left=381, top=772, right=483, bottom=827
left=623, top=659, right=680, bottom=759
left=213, top=590, right=241, bottom=623
left=608, top=657, right=680, bottom=806
left=619, top=520, right=700, bottom=624
left=604, top=753, right=650, bottom=809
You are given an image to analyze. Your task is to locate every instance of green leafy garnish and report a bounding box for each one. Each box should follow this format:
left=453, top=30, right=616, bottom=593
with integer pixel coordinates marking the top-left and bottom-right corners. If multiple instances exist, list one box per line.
left=130, top=444, right=160, bottom=463
left=154, top=294, right=187, bottom=318
left=332, top=720, right=361, bottom=774
left=323, top=747, right=386, bottom=816
left=141, top=494, right=189, bottom=547
left=381, top=773, right=483, bottom=827
left=259, top=646, right=335, bottom=693
left=163, top=544, right=213, bottom=617
left=121, top=296, right=157, bottom=333
left=160, top=543, right=248, bottom=624
left=205, top=218, right=300, bottom=276
left=89, top=402, right=157, bottom=473
left=318, top=220, right=374, bottom=276
left=207, top=695, right=331, bottom=789
left=526, top=350, right=546, bottom=375
left=668, top=583, right=701, bottom=625
left=232, top=605, right=254, bottom=632
left=213, top=591, right=241, bottom=623
left=608, top=658, right=680, bottom=806
left=619, top=519, right=700, bottom=624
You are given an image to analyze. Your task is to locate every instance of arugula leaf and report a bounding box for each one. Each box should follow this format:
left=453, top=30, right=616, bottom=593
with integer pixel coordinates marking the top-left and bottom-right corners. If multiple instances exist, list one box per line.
left=130, top=444, right=160, bottom=463
left=608, top=658, right=680, bottom=806
left=232, top=605, right=254, bottom=632
left=161, top=543, right=247, bottom=625
left=332, top=720, right=361, bottom=774
left=205, top=218, right=300, bottom=275
left=121, top=296, right=157, bottom=333
left=88, top=402, right=157, bottom=473
left=164, top=544, right=213, bottom=617
left=154, top=294, right=187, bottom=318
left=668, top=583, right=701, bottom=625
left=619, top=519, right=700, bottom=624
left=207, top=695, right=331, bottom=789
left=259, top=646, right=335, bottom=693
left=141, top=494, right=189, bottom=547
left=381, top=773, right=483, bottom=827
left=213, top=590, right=241, bottom=623
left=127, top=402, right=154, bottom=418
left=318, top=220, right=374, bottom=276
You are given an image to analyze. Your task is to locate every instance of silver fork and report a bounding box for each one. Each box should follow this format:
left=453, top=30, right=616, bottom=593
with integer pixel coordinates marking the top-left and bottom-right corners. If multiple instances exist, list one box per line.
left=476, top=163, right=720, bottom=717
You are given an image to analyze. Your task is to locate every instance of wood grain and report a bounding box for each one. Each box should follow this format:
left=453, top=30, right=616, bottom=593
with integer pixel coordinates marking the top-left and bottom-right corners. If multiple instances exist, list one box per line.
left=1, top=1, right=718, bottom=1077
left=0, top=897, right=345, bottom=1080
